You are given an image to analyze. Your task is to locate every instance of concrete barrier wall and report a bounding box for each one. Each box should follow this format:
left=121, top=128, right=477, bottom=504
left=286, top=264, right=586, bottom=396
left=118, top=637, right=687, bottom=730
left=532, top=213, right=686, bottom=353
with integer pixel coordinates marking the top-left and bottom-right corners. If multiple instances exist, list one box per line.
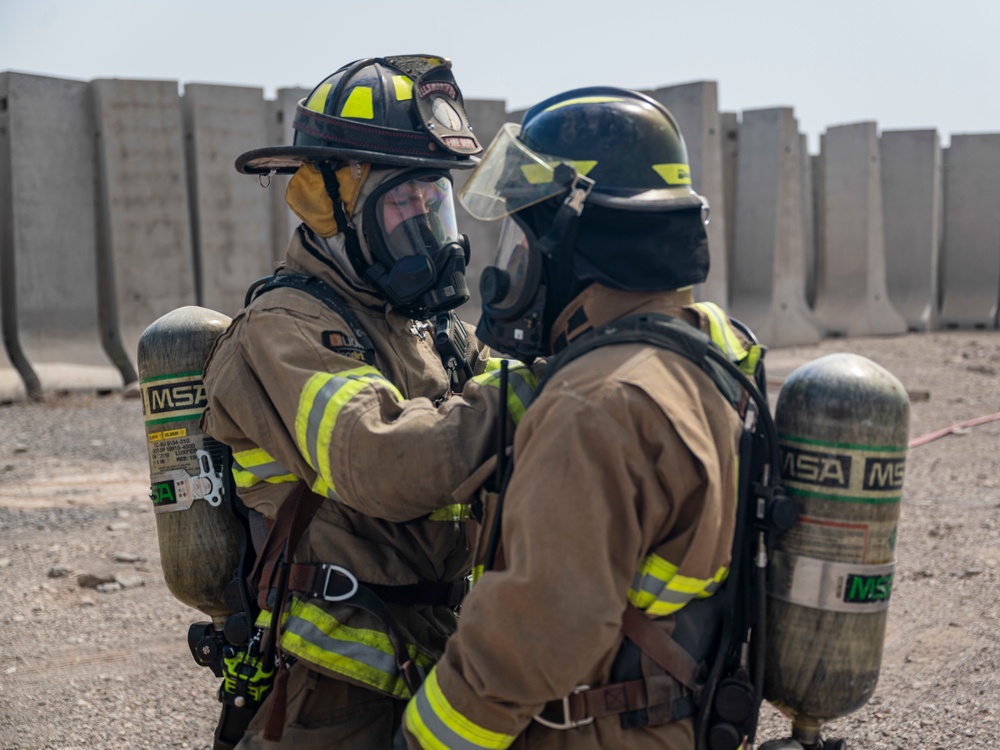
left=648, top=82, right=728, bottom=306
left=939, top=134, right=1000, bottom=328
left=0, top=72, right=121, bottom=400
left=183, top=83, right=275, bottom=317
left=880, top=129, right=942, bottom=331
left=729, top=108, right=823, bottom=346
left=812, top=122, right=907, bottom=337
left=92, top=79, right=196, bottom=382
left=5, top=71, right=1000, bottom=399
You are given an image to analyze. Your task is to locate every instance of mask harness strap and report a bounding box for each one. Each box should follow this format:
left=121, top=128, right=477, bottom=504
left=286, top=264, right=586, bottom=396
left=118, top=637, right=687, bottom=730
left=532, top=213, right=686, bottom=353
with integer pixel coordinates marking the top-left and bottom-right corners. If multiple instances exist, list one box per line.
left=317, top=161, right=370, bottom=281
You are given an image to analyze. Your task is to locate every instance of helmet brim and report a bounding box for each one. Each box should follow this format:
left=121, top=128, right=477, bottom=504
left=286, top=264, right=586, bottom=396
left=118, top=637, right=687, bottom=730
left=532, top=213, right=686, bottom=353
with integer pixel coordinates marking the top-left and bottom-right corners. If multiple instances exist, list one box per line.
left=235, top=146, right=479, bottom=175
left=586, top=189, right=707, bottom=212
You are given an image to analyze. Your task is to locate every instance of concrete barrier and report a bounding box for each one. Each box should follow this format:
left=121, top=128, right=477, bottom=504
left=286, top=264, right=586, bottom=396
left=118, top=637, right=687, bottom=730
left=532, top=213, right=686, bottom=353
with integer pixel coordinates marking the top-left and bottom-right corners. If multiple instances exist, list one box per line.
left=721, top=112, right=739, bottom=284
left=811, top=122, right=906, bottom=337
left=729, top=108, right=823, bottom=347
left=800, top=136, right=817, bottom=312
left=0, top=72, right=122, bottom=399
left=647, top=82, right=728, bottom=306
left=92, top=78, right=196, bottom=381
left=880, top=129, right=942, bottom=331
left=183, top=84, right=275, bottom=317
left=939, top=134, right=1000, bottom=328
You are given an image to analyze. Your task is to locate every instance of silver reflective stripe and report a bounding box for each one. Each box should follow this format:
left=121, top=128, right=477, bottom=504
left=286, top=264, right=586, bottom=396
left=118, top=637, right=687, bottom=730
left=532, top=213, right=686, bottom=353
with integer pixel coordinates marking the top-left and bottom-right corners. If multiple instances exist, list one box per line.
left=283, top=613, right=400, bottom=676
left=411, top=682, right=484, bottom=750
left=769, top=550, right=895, bottom=613
left=233, top=456, right=292, bottom=481
left=303, top=375, right=347, bottom=471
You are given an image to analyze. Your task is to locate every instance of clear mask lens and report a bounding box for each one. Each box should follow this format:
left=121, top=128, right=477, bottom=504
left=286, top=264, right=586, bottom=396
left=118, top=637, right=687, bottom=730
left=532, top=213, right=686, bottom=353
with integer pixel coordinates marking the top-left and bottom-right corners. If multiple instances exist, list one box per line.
left=376, top=175, right=459, bottom=259
left=491, top=218, right=533, bottom=311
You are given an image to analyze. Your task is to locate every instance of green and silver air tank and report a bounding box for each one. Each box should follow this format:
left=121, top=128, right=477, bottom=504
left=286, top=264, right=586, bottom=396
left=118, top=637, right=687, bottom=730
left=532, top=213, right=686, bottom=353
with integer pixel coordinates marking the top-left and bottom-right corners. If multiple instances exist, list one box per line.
left=762, top=353, right=909, bottom=749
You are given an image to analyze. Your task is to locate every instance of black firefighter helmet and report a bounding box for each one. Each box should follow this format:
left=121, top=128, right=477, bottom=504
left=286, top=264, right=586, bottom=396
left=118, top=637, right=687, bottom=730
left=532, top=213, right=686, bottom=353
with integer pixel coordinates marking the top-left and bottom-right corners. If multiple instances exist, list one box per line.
left=460, top=86, right=711, bottom=359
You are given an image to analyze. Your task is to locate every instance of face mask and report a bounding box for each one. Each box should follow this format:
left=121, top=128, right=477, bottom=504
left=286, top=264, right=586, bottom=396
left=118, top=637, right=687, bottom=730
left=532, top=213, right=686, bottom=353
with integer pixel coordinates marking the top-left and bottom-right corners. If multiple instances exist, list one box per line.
left=362, top=170, right=471, bottom=318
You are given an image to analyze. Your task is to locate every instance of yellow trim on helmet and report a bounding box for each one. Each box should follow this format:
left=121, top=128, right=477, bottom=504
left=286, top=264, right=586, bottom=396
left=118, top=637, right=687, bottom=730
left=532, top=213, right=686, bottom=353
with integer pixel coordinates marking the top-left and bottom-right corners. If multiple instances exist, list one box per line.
left=544, top=95, right=625, bottom=111
left=341, top=86, right=374, bottom=119
left=520, top=160, right=598, bottom=185
left=305, top=83, right=333, bottom=114
left=653, top=163, right=692, bottom=186
left=393, top=75, right=414, bottom=101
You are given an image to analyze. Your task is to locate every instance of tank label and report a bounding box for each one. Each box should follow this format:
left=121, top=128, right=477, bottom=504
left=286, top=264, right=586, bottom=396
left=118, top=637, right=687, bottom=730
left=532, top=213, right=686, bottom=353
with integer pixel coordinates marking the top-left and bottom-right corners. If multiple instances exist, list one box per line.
left=769, top=550, right=895, bottom=613
left=149, top=471, right=196, bottom=513
left=779, top=514, right=897, bottom=564
left=779, top=436, right=906, bottom=504
left=141, top=372, right=207, bottom=425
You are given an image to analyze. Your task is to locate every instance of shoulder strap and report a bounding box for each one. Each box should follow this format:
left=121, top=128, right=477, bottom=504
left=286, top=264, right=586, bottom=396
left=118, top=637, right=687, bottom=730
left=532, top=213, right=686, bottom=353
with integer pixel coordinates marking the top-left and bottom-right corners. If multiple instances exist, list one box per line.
left=248, top=273, right=377, bottom=367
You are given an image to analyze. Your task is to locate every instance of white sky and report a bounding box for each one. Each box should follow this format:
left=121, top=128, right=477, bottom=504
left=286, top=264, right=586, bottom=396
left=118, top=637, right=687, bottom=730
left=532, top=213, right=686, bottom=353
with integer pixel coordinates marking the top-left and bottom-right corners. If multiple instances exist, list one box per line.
left=2, top=0, right=998, bottom=151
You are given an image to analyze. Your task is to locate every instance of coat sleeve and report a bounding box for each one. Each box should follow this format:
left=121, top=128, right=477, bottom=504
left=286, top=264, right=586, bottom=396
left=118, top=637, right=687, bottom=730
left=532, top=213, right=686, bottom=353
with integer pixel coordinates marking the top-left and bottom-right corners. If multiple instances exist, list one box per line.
left=202, top=304, right=537, bottom=522
left=402, top=384, right=712, bottom=747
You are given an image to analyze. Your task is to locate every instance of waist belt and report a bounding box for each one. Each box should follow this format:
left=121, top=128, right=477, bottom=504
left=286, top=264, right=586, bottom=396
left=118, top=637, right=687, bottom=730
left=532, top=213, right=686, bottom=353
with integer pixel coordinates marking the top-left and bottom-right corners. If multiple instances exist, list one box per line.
left=537, top=604, right=703, bottom=731
left=286, top=562, right=467, bottom=608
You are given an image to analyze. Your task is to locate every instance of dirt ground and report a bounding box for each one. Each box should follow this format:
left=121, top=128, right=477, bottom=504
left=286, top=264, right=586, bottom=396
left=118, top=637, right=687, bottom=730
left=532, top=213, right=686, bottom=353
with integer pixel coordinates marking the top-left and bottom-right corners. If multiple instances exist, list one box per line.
left=2, top=329, right=1000, bottom=750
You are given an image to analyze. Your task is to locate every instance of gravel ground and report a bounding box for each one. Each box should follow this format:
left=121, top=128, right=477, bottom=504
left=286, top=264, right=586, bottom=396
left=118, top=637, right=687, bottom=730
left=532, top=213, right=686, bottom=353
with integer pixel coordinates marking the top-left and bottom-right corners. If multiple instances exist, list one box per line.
left=2, top=329, right=1000, bottom=749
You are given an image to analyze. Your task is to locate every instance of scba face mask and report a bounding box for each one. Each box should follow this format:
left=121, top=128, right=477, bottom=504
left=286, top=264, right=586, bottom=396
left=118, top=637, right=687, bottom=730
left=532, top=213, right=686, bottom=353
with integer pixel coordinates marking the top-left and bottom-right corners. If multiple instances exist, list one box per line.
left=363, top=170, right=471, bottom=319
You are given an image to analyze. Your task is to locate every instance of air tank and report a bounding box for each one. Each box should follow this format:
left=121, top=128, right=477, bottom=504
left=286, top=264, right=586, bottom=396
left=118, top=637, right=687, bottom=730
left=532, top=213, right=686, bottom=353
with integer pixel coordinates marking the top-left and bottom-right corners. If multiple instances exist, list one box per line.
left=138, top=306, right=241, bottom=628
left=763, top=353, right=909, bottom=748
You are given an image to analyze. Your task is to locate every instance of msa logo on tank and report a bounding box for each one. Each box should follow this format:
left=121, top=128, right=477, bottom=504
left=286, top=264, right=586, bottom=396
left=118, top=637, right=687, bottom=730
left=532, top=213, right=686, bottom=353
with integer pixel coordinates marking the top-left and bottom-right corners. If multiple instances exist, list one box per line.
left=844, top=571, right=894, bottom=604
left=141, top=372, right=208, bottom=421
left=779, top=436, right=906, bottom=502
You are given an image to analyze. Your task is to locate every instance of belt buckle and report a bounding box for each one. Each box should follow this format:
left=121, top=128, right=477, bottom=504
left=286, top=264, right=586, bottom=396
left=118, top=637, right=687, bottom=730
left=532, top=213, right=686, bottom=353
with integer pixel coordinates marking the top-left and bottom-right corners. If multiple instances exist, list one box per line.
left=321, top=564, right=359, bottom=602
left=533, top=684, right=593, bottom=730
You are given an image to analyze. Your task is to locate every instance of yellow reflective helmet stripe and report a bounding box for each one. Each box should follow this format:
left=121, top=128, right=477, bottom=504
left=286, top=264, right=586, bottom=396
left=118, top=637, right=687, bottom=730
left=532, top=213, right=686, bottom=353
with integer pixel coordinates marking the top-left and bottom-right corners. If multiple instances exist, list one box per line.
left=628, top=551, right=729, bottom=616
left=305, top=83, right=333, bottom=113
left=295, top=367, right=403, bottom=495
left=405, top=668, right=517, bottom=750
left=340, top=86, right=374, bottom=119
left=279, top=597, right=434, bottom=699
left=520, top=160, right=597, bottom=185
left=231, top=447, right=297, bottom=489
left=652, top=163, right=692, bottom=186
left=544, top=95, right=625, bottom=111
left=393, top=75, right=414, bottom=101
left=471, top=364, right=539, bottom=425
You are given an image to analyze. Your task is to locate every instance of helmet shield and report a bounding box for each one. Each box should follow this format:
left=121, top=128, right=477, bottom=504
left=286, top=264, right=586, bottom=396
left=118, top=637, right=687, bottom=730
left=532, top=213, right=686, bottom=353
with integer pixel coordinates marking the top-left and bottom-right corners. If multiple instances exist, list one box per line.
left=458, top=124, right=582, bottom=220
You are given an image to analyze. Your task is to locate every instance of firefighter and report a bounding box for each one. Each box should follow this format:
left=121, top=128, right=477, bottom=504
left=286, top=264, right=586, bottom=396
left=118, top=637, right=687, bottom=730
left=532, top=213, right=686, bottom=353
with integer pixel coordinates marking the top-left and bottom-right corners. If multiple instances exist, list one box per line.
left=398, top=88, right=757, bottom=749
left=199, top=55, right=535, bottom=749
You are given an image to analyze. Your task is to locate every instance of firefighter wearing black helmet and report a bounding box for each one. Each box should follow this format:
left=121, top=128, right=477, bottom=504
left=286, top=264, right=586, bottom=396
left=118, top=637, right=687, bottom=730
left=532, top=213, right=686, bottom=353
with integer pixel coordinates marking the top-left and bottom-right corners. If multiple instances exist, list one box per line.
left=199, top=56, right=536, bottom=749
left=399, top=88, right=759, bottom=750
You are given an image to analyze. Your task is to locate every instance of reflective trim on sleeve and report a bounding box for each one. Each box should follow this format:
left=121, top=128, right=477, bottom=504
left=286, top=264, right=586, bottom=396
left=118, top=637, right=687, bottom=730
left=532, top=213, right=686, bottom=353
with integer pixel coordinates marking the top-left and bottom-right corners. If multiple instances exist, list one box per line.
left=428, top=504, right=470, bottom=522
left=295, top=367, right=402, bottom=495
left=279, top=597, right=433, bottom=700
left=231, top=447, right=297, bottom=489
left=405, top=668, right=517, bottom=750
left=483, top=358, right=504, bottom=373
left=628, top=552, right=729, bottom=616
left=471, top=364, right=538, bottom=425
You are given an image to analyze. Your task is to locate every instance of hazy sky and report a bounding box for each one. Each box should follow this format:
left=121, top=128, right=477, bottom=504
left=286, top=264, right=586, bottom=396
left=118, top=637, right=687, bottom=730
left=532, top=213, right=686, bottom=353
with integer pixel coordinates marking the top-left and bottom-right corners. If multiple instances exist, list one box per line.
left=2, top=0, right=998, bottom=151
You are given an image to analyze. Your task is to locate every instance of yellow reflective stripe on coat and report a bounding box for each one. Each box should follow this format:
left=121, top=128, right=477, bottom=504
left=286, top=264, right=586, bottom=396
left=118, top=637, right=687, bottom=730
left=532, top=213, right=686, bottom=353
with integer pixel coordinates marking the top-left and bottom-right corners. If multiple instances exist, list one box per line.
left=428, top=503, right=469, bottom=522
left=471, top=364, right=538, bottom=425
left=691, top=302, right=763, bottom=377
left=405, top=668, right=517, bottom=750
left=278, top=597, right=434, bottom=699
left=295, top=367, right=403, bottom=496
left=628, top=553, right=729, bottom=616
left=231, top=447, right=297, bottom=489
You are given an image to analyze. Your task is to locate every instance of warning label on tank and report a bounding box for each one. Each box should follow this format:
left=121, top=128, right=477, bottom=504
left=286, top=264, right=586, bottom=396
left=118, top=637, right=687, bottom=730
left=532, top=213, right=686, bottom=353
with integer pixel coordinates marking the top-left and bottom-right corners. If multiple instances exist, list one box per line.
left=147, top=432, right=206, bottom=475
left=780, top=514, right=897, bottom=564
left=140, top=372, right=207, bottom=425
left=779, top=436, right=906, bottom=504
